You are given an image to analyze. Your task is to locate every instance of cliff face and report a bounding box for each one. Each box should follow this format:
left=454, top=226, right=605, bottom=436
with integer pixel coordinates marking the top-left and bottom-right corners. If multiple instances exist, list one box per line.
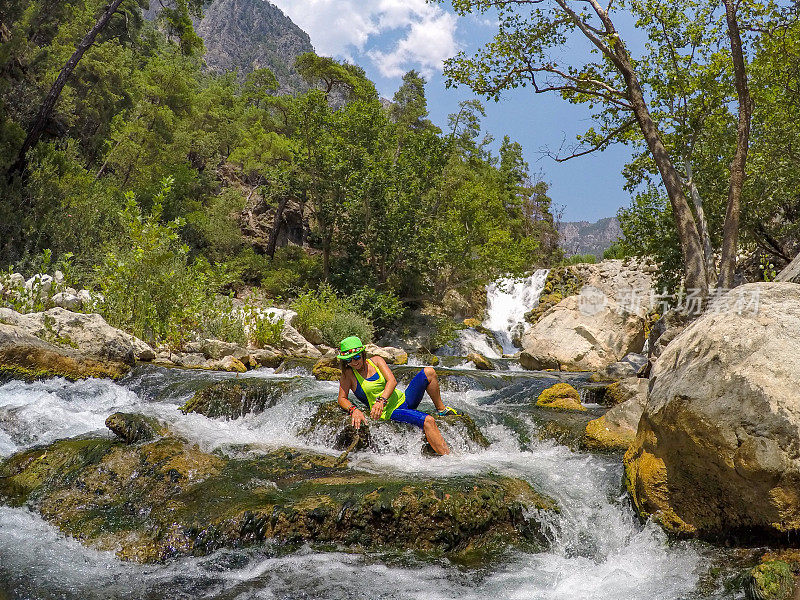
left=558, top=217, right=622, bottom=258
left=145, top=0, right=314, bottom=93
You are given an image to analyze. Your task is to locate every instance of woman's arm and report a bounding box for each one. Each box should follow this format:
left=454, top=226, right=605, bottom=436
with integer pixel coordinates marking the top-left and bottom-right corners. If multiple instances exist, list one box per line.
left=338, top=370, right=365, bottom=427
left=370, top=356, right=397, bottom=419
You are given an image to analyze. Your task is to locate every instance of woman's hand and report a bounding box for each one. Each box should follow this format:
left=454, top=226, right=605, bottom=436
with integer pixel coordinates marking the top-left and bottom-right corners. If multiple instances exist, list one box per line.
left=370, top=399, right=385, bottom=420
left=351, top=408, right=366, bottom=428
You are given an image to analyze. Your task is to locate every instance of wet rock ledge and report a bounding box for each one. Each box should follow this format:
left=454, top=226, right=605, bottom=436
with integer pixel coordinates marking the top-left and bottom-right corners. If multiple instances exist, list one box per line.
left=0, top=414, right=557, bottom=564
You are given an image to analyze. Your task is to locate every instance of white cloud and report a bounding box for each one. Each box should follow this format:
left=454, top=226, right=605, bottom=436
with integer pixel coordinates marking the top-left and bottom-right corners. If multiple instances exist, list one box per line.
left=268, top=0, right=460, bottom=79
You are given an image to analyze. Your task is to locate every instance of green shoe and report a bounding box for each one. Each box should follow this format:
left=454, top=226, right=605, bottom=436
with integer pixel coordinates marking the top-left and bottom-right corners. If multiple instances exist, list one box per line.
left=437, top=406, right=460, bottom=416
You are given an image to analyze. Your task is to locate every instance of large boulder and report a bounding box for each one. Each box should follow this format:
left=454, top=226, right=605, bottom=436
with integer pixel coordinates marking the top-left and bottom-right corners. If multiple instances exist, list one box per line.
left=520, top=260, right=654, bottom=372
left=0, top=324, right=129, bottom=381
left=0, top=420, right=557, bottom=563
left=0, top=307, right=154, bottom=363
left=280, top=322, right=322, bottom=359
left=624, top=283, right=800, bottom=538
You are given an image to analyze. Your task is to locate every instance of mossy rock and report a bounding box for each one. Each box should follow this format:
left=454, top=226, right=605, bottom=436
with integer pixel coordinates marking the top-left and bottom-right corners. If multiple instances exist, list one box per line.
left=105, top=412, right=167, bottom=444
left=180, top=378, right=298, bottom=419
left=536, top=383, right=586, bottom=412
left=0, top=345, right=128, bottom=383
left=581, top=416, right=635, bottom=452
left=0, top=420, right=558, bottom=563
left=415, top=353, right=440, bottom=366
left=300, top=401, right=491, bottom=452
left=312, top=357, right=342, bottom=381
left=745, top=561, right=795, bottom=600
left=467, top=352, right=494, bottom=371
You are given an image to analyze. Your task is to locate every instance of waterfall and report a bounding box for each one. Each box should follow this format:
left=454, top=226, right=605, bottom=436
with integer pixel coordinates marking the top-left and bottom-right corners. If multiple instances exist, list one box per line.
left=484, top=269, right=549, bottom=354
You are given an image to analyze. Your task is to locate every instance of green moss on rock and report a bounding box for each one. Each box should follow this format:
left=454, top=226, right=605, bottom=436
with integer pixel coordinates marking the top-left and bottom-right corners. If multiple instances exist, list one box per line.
left=525, top=267, right=586, bottom=325
left=0, top=346, right=128, bottom=382
left=746, top=561, right=795, bottom=600
left=0, top=419, right=558, bottom=564
left=536, top=383, right=586, bottom=412
left=180, top=379, right=297, bottom=419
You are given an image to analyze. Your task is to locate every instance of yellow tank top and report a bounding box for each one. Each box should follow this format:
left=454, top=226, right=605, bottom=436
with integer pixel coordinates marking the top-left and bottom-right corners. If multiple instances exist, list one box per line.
left=353, top=359, right=405, bottom=420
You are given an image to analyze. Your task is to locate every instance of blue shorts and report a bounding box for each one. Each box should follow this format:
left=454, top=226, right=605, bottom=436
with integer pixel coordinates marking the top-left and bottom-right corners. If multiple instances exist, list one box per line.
left=389, top=369, right=430, bottom=429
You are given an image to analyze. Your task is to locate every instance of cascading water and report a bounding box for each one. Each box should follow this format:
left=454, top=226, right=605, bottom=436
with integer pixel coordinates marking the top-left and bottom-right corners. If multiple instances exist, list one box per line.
left=0, top=363, right=732, bottom=599
left=484, top=269, right=550, bottom=354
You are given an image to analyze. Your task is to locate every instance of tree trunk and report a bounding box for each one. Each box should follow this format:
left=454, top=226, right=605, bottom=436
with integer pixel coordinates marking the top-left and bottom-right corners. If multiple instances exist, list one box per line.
left=8, top=0, right=126, bottom=177
left=684, top=159, right=718, bottom=286
left=621, top=61, right=709, bottom=296
left=776, top=251, right=800, bottom=283
left=718, top=0, right=753, bottom=289
left=266, top=195, right=290, bottom=259
left=322, top=231, right=331, bottom=282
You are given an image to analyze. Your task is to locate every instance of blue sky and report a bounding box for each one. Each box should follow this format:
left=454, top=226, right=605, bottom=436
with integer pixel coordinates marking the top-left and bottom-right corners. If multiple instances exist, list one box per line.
left=268, top=0, right=635, bottom=222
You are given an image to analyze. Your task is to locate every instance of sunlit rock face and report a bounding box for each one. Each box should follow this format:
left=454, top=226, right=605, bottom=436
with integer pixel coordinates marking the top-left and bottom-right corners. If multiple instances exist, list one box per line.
left=521, top=260, right=656, bottom=371
left=624, top=283, right=800, bottom=539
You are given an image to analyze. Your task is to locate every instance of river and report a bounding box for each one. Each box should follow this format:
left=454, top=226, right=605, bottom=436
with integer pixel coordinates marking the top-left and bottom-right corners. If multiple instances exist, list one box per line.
left=0, top=271, right=742, bottom=599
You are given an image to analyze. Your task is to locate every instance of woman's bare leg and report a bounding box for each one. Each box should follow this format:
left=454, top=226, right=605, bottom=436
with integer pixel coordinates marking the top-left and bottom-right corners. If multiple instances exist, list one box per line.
left=423, top=415, right=450, bottom=455
left=423, top=366, right=446, bottom=412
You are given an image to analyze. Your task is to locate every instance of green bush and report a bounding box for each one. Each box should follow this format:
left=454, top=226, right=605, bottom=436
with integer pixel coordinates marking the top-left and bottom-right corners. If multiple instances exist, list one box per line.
left=93, top=177, right=223, bottom=346
left=603, top=241, right=628, bottom=260
left=240, top=303, right=284, bottom=348
left=347, top=287, right=406, bottom=334
left=261, top=246, right=323, bottom=297
left=291, top=284, right=373, bottom=347
left=197, top=295, right=248, bottom=345
left=561, top=253, right=598, bottom=265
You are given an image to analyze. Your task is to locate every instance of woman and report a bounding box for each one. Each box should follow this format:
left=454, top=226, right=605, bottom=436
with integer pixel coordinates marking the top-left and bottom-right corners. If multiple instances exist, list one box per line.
left=336, top=336, right=457, bottom=456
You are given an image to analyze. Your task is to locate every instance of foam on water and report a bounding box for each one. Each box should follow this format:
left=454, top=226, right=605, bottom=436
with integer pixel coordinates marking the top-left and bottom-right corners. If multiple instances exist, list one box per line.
left=0, top=377, right=140, bottom=456
left=0, top=365, right=723, bottom=599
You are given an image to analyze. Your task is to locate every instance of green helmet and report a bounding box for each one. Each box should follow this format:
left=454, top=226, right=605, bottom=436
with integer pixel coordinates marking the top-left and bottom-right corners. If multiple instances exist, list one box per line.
left=337, top=335, right=365, bottom=360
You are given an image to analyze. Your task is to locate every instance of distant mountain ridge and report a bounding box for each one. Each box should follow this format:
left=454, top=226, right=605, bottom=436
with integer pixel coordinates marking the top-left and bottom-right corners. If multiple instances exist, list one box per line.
left=558, top=217, right=622, bottom=258
left=144, top=0, right=314, bottom=93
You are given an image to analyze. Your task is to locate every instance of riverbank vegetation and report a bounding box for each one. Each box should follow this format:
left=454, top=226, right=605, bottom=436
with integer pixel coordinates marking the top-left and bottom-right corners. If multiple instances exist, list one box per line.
left=0, top=0, right=561, bottom=345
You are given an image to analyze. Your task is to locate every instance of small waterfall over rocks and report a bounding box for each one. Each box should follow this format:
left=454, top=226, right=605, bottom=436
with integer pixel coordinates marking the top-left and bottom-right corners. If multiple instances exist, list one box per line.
left=484, top=270, right=550, bottom=354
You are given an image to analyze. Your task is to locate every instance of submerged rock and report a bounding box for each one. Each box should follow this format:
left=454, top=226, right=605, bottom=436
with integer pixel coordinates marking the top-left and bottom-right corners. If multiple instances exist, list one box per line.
left=180, top=378, right=298, bottom=418
left=536, top=383, right=586, bottom=412
left=745, top=561, right=795, bottom=600
left=624, top=283, right=800, bottom=539
left=105, top=412, right=165, bottom=444
left=0, top=421, right=557, bottom=563
left=467, top=352, right=494, bottom=371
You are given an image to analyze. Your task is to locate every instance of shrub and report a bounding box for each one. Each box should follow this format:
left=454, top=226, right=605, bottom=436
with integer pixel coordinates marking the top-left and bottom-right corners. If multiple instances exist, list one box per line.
left=347, top=287, right=406, bottom=334
left=240, top=304, right=284, bottom=348
left=603, top=241, right=628, bottom=260
left=197, top=295, right=248, bottom=345
left=291, top=284, right=373, bottom=347
left=93, top=177, right=223, bottom=346
left=561, top=253, right=598, bottom=265
left=261, top=246, right=323, bottom=297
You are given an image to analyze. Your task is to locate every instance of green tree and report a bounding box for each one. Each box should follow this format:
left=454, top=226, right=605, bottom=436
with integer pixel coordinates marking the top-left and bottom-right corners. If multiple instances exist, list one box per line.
left=442, top=0, right=759, bottom=294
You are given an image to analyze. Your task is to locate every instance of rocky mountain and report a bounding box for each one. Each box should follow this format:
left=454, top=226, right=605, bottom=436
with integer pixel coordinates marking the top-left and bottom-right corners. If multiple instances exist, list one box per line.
left=558, top=217, right=622, bottom=258
left=144, top=0, right=314, bottom=94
